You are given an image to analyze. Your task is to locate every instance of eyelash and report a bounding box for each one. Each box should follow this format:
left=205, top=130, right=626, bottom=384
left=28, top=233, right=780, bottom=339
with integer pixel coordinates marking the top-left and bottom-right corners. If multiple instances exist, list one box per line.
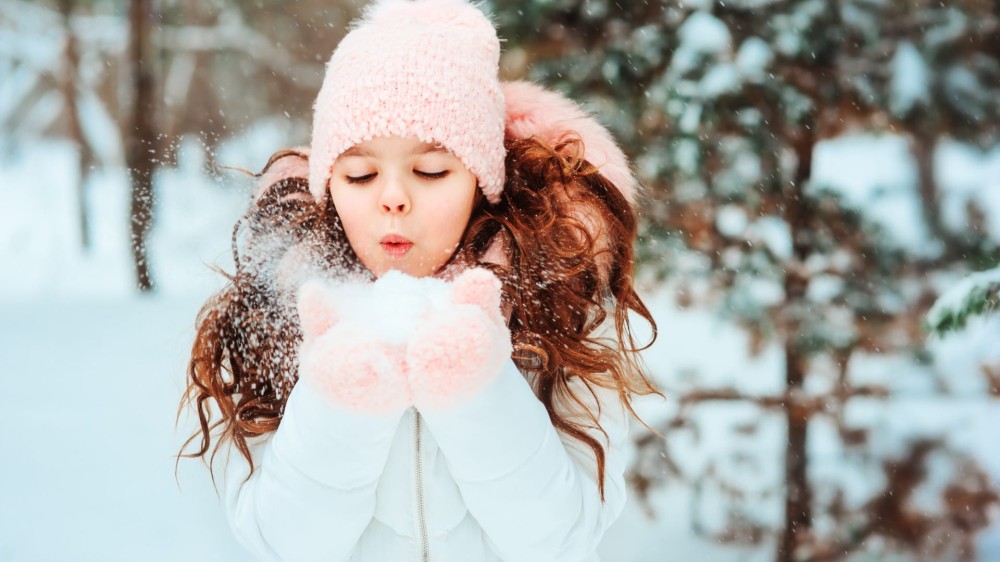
left=345, top=170, right=450, bottom=184
left=345, top=174, right=375, bottom=184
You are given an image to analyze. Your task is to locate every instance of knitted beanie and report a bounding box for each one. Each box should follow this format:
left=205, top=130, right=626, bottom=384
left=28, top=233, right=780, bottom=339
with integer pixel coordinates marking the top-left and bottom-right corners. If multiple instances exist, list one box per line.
left=308, top=0, right=506, bottom=203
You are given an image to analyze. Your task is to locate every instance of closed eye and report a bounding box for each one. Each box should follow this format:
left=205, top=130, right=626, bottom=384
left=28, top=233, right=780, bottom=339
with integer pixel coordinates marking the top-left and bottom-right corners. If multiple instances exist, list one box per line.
left=416, top=170, right=450, bottom=180
left=345, top=173, right=376, bottom=184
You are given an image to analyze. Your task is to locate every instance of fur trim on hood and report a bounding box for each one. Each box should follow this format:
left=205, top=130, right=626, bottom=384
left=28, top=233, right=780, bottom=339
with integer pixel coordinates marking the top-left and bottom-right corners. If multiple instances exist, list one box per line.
left=251, top=147, right=311, bottom=205
left=501, top=80, right=638, bottom=206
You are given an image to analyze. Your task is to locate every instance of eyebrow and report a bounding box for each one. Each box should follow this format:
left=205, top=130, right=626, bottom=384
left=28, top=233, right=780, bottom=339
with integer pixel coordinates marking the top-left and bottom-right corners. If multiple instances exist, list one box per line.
left=338, top=144, right=450, bottom=158
left=340, top=146, right=373, bottom=158
left=417, top=144, right=450, bottom=155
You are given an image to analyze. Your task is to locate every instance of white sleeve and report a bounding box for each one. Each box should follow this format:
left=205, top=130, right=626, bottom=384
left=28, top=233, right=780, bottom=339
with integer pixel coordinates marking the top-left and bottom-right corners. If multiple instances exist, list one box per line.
left=418, top=359, right=629, bottom=562
left=222, top=380, right=403, bottom=562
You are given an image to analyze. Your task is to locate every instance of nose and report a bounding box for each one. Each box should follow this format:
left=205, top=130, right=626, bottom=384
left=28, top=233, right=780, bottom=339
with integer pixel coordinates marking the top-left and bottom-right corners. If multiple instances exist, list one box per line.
left=379, top=178, right=411, bottom=215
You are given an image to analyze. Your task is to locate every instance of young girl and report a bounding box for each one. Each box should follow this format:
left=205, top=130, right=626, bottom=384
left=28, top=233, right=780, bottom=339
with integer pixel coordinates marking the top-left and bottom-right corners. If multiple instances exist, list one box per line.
left=180, top=0, right=658, bottom=560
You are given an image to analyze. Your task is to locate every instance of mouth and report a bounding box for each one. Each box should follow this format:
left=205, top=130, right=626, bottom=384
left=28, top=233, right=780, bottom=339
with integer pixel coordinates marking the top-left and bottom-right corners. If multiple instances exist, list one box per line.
left=379, top=234, right=413, bottom=258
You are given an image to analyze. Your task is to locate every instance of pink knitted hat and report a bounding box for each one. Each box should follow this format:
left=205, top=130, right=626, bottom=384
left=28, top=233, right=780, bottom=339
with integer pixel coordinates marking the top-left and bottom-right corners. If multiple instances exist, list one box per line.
left=308, top=0, right=506, bottom=203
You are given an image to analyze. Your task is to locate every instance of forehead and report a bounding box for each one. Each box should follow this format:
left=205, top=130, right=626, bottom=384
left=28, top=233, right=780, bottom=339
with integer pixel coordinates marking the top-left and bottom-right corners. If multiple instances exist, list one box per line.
left=339, top=137, right=452, bottom=159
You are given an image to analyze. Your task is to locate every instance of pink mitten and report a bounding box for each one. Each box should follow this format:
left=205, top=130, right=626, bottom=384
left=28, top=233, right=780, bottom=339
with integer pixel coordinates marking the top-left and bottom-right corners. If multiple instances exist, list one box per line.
left=406, top=268, right=512, bottom=411
left=297, top=280, right=411, bottom=415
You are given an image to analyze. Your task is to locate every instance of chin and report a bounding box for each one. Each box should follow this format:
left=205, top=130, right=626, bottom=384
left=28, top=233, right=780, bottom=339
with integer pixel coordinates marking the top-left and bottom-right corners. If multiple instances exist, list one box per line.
left=362, top=251, right=449, bottom=279
left=370, top=263, right=433, bottom=279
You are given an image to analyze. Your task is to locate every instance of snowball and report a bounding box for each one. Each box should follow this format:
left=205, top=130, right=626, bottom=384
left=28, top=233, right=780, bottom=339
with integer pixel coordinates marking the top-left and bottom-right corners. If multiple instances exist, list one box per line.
left=315, top=270, right=451, bottom=344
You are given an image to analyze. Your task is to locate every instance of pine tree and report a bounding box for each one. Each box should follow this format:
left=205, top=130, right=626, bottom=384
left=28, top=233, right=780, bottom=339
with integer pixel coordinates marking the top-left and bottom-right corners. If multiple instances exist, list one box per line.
left=491, top=1, right=1000, bottom=559
left=926, top=265, right=1000, bottom=336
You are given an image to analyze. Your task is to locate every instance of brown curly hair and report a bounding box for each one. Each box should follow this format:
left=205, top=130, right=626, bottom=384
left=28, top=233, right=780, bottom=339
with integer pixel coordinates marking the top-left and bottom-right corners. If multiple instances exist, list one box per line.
left=177, top=137, right=659, bottom=499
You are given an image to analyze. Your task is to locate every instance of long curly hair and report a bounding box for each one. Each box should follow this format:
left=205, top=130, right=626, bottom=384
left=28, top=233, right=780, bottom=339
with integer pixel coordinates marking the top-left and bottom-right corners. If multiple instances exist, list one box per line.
left=178, top=137, right=659, bottom=499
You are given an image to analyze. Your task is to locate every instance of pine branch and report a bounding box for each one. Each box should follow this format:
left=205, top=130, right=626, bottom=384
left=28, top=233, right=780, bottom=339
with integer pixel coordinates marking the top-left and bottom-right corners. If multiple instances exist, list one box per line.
left=925, top=266, right=1000, bottom=336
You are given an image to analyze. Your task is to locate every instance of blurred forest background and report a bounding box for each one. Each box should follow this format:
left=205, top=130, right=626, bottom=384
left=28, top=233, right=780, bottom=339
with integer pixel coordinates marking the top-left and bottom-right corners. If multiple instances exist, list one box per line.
left=1, top=0, right=999, bottom=561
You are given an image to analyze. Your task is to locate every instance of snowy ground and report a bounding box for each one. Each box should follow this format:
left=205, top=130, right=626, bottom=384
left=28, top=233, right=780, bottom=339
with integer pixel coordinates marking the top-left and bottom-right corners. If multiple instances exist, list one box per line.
left=2, top=136, right=999, bottom=560
left=2, top=292, right=996, bottom=562
left=0, top=296, right=243, bottom=561
left=0, top=295, right=776, bottom=562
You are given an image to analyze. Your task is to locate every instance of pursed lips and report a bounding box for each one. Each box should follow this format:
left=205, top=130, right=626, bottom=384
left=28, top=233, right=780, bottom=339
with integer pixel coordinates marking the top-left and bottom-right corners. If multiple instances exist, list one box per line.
left=380, top=234, right=413, bottom=257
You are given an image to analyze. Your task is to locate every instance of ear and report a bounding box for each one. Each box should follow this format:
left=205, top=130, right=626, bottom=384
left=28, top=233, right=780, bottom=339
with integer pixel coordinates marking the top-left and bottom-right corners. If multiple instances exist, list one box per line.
left=297, top=279, right=339, bottom=339
left=451, top=268, right=503, bottom=322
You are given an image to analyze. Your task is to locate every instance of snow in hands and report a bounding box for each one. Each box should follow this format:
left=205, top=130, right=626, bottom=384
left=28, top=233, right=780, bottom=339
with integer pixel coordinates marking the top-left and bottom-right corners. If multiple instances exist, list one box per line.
left=295, top=268, right=511, bottom=413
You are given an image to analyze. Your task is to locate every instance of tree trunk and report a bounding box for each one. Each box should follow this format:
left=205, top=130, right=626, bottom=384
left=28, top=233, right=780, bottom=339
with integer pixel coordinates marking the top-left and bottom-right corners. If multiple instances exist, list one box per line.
left=911, top=129, right=946, bottom=243
left=780, top=345, right=811, bottom=562
left=126, top=0, right=156, bottom=292
left=57, top=0, right=93, bottom=251
left=778, top=125, right=816, bottom=562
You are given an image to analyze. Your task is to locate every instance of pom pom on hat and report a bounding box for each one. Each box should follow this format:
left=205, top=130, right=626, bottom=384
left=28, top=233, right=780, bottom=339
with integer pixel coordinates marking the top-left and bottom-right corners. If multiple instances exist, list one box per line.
left=309, top=0, right=506, bottom=203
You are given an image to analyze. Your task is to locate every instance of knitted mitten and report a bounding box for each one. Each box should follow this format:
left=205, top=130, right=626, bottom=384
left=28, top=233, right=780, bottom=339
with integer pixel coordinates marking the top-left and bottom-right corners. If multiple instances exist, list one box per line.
left=406, top=268, right=512, bottom=411
left=296, top=280, right=411, bottom=415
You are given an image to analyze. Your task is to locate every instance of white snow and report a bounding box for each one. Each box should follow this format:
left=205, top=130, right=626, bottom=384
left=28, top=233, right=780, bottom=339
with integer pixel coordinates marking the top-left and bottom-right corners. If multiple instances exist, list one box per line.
left=735, top=37, right=773, bottom=79
left=811, top=133, right=935, bottom=255
left=677, top=0, right=713, bottom=11
left=0, top=0, right=128, bottom=156
left=716, top=205, right=749, bottom=237
left=710, top=207, right=791, bottom=264
left=944, top=65, right=990, bottom=118
left=78, top=88, right=125, bottom=166
left=805, top=274, right=844, bottom=303
left=4, top=285, right=998, bottom=560
left=308, top=270, right=451, bottom=344
left=678, top=12, right=731, bottom=54
left=700, top=62, right=741, bottom=98
left=749, top=216, right=793, bottom=261
left=1, top=99, right=999, bottom=562
left=0, top=296, right=246, bottom=562
left=678, top=102, right=703, bottom=134
left=0, top=138, right=246, bottom=298
left=936, top=139, right=1000, bottom=241
left=674, top=138, right=701, bottom=176
left=890, top=41, right=930, bottom=116
left=671, top=12, right=732, bottom=78
left=926, top=265, right=1000, bottom=331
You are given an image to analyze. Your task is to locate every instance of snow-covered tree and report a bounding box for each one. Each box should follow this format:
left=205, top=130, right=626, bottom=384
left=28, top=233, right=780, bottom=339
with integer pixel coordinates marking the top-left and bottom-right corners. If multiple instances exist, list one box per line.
left=1, top=0, right=360, bottom=290
left=926, top=266, right=1000, bottom=336
left=492, top=1, right=1000, bottom=560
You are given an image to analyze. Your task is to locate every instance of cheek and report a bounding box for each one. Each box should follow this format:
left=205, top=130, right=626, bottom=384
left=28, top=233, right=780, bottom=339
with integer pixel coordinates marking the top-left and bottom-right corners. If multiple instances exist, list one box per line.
left=438, top=208, right=472, bottom=242
left=329, top=188, right=368, bottom=243
left=434, top=187, right=477, bottom=243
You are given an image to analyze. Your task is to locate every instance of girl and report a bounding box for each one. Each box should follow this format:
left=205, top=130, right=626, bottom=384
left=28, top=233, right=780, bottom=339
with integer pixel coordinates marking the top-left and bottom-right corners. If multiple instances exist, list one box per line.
left=179, top=0, right=658, bottom=560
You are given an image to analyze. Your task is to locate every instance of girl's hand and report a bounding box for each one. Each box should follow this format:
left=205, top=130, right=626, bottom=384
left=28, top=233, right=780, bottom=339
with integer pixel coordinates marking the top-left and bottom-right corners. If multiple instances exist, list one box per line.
left=406, top=268, right=512, bottom=411
left=297, top=281, right=411, bottom=415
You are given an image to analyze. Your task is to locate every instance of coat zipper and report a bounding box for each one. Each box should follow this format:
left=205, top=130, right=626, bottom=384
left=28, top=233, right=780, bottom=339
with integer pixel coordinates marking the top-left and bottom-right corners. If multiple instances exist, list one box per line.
left=414, top=411, right=430, bottom=562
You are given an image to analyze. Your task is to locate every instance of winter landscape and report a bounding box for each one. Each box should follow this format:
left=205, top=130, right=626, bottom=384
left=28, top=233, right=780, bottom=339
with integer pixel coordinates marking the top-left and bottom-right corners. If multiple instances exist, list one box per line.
left=2, top=1, right=999, bottom=561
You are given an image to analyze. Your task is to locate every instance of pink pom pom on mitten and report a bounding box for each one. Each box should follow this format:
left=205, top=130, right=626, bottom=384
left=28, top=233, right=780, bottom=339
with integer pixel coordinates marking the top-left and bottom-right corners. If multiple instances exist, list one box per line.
left=297, top=280, right=412, bottom=415
left=406, top=269, right=512, bottom=411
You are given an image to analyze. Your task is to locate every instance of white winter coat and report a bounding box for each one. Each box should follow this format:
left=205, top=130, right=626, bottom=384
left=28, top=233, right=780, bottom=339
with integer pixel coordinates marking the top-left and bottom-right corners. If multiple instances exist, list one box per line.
left=222, top=355, right=630, bottom=562
left=224, top=73, right=640, bottom=562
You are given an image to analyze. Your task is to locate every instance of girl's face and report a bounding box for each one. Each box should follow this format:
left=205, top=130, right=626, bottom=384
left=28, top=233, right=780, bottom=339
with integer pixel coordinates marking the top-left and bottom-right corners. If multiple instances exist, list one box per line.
left=328, top=135, right=478, bottom=278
